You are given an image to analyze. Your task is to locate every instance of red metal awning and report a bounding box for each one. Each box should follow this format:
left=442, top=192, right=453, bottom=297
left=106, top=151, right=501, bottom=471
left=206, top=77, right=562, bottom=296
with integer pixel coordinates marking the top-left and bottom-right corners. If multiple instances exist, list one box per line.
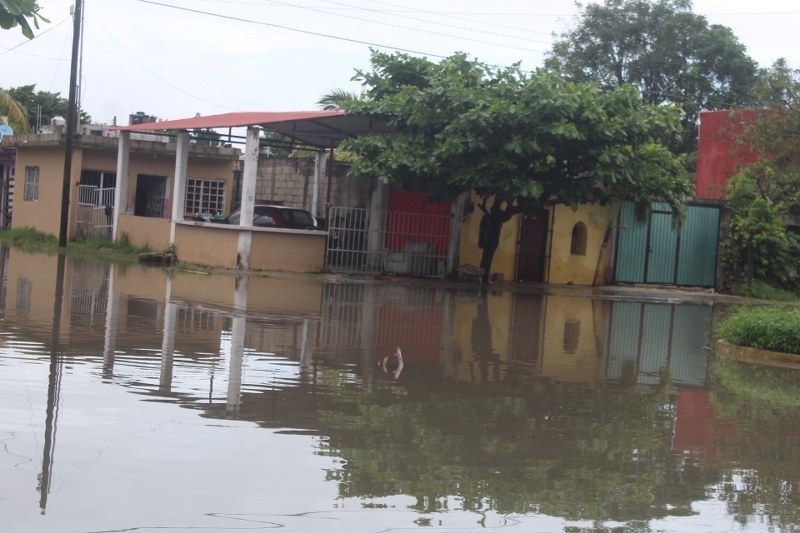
left=112, top=110, right=390, bottom=148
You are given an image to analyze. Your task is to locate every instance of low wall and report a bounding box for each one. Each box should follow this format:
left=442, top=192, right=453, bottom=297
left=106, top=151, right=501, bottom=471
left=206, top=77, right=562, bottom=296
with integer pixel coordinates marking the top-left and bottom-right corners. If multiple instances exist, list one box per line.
left=118, top=214, right=171, bottom=251
left=174, top=221, right=327, bottom=272
left=118, top=217, right=327, bottom=272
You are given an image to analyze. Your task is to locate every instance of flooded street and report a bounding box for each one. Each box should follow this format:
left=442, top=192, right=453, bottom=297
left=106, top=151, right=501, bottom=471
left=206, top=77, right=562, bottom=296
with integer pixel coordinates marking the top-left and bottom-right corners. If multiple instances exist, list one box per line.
left=1, top=247, right=800, bottom=533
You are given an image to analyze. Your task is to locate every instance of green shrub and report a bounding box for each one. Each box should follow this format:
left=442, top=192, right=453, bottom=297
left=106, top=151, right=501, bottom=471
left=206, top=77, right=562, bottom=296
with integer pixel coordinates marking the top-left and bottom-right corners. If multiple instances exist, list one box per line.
left=730, top=280, right=800, bottom=301
left=717, top=305, right=800, bottom=354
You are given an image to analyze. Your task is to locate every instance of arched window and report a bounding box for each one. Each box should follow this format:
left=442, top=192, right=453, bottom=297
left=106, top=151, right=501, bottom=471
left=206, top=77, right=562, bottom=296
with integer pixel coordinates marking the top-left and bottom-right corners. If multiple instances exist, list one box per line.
left=570, top=222, right=587, bottom=256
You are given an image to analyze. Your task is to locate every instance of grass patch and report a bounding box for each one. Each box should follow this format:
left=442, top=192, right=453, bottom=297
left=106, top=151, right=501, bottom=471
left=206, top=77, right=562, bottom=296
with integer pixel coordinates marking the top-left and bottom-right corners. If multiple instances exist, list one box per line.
left=730, top=280, right=800, bottom=301
left=0, top=227, right=149, bottom=263
left=717, top=305, right=800, bottom=354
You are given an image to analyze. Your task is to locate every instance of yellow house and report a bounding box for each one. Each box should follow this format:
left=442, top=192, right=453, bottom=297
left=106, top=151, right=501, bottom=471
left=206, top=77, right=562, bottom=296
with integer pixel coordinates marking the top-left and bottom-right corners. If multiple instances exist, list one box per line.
left=458, top=192, right=615, bottom=286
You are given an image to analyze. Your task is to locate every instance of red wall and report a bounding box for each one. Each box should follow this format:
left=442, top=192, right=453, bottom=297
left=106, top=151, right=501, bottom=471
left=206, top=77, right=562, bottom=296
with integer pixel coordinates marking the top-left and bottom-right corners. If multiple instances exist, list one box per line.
left=386, top=190, right=451, bottom=253
left=696, top=110, right=759, bottom=199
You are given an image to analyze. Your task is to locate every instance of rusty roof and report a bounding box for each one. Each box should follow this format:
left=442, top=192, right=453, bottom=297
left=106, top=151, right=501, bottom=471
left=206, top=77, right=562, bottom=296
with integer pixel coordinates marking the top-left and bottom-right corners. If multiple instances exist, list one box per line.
left=113, top=110, right=390, bottom=148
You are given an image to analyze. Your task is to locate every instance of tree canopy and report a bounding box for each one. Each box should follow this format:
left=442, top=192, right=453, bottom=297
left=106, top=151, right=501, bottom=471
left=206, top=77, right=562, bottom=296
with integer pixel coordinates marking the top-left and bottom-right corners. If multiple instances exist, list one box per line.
left=544, top=0, right=758, bottom=156
left=342, top=51, right=692, bottom=279
left=0, top=0, right=46, bottom=38
left=3, top=84, right=91, bottom=132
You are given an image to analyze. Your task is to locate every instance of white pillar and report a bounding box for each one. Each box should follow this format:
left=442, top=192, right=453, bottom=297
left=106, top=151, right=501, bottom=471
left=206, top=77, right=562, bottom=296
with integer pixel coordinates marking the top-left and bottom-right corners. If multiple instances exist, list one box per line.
left=447, top=192, right=467, bottom=275
left=112, top=131, right=130, bottom=240
left=169, top=131, right=190, bottom=245
left=312, top=150, right=327, bottom=217
left=236, top=127, right=259, bottom=269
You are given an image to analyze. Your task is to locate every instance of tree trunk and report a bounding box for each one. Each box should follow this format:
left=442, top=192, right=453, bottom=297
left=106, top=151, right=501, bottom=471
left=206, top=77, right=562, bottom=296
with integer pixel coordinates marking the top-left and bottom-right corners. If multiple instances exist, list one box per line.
left=479, top=213, right=503, bottom=283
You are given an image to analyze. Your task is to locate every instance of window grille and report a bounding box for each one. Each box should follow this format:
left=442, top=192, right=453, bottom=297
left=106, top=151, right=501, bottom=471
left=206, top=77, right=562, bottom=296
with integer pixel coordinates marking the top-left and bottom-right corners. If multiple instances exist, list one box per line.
left=185, top=179, right=226, bottom=216
left=23, top=166, right=39, bottom=201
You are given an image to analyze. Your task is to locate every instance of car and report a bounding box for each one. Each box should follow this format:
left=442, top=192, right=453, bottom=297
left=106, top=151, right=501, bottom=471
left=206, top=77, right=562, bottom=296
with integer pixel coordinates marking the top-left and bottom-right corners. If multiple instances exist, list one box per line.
left=225, top=204, right=320, bottom=230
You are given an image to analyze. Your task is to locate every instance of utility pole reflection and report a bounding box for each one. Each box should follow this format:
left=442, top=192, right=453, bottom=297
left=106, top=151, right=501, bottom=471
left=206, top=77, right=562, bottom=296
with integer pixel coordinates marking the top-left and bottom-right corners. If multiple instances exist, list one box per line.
left=39, top=254, right=66, bottom=513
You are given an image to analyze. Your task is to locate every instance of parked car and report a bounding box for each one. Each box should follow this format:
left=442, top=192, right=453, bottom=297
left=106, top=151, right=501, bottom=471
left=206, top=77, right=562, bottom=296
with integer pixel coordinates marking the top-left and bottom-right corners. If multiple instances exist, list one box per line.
left=226, top=204, right=320, bottom=230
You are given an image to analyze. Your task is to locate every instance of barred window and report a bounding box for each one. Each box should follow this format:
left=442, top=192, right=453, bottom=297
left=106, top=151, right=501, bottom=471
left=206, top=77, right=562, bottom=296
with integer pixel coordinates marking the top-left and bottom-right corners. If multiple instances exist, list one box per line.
left=185, top=179, right=226, bottom=216
left=23, top=166, right=39, bottom=201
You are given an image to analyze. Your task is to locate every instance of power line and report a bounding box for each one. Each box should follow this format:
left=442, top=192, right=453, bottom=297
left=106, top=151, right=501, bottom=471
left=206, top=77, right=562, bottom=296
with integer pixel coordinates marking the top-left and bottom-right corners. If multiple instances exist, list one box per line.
left=137, top=0, right=450, bottom=58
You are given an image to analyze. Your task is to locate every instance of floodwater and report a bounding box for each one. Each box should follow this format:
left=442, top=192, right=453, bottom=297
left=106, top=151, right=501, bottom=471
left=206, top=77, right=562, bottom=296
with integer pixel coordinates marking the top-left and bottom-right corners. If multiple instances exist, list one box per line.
left=1, top=247, right=799, bottom=533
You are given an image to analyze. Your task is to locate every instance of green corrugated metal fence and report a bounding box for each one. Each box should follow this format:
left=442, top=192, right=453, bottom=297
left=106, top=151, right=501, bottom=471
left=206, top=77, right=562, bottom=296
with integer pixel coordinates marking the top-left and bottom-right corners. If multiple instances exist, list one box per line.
left=615, top=202, right=720, bottom=287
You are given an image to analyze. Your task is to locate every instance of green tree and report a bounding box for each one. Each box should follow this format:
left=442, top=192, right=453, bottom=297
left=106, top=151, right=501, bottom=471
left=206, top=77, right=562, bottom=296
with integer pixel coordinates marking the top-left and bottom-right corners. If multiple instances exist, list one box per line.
left=544, top=0, right=757, bottom=156
left=0, top=0, right=46, bottom=38
left=3, top=84, right=91, bottom=131
left=0, top=89, right=30, bottom=134
left=343, top=51, right=692, bottom=281
left=722, top=60, right=800, bottom=289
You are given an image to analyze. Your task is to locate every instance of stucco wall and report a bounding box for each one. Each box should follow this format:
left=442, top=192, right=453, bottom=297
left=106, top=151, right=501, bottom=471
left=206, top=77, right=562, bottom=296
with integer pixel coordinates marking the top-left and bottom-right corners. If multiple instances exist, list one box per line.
left=174, top=223, right=240, bottom=269
left=118, top=214, right=171, bottom=251
left=547, top=204, right=614, bottom=286
left=458, top=192, right=520, bottom=280
left=249, top=229, right=326, bottom=272
left=11, top=145, right=67, bottom=236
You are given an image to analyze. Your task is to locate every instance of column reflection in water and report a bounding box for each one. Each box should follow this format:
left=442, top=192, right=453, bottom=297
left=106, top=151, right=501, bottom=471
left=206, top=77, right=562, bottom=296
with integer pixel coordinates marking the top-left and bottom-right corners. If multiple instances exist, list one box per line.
left=103, top=264, right=118, bottom=380
left=226, top=276, right=248, bottom=417
left=159, top=276, right=177, bottom=394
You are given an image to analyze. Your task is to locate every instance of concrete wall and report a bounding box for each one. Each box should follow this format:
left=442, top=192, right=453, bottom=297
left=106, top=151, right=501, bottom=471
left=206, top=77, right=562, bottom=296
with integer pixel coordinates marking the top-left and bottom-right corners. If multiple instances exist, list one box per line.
left=458, top=192, right=520, bottom=280
left=118, top=213, right=170, bottom=251
left=255, top=157, right=369, bottom=217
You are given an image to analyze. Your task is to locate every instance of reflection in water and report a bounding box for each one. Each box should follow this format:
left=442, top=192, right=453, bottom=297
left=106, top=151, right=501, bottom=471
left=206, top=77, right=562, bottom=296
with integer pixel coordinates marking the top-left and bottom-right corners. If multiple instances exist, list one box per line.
left=1, top=248, right=800, bottom=532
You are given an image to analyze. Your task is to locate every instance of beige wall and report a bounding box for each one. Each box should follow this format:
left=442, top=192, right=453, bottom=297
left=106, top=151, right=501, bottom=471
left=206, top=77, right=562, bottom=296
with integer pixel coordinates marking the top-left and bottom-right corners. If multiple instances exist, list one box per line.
left=249, top=229, right=326, bottom=272
left=171, top=222, right=326, bottom=272
left=118, top=214, right=171, bottom=251
left=12, top=146, right=66, bottom=236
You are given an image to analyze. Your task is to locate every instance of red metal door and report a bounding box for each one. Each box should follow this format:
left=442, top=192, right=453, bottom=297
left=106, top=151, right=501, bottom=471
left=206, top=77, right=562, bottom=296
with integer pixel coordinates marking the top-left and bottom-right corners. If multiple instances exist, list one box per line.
left=515, top=208, right=549, bottom=282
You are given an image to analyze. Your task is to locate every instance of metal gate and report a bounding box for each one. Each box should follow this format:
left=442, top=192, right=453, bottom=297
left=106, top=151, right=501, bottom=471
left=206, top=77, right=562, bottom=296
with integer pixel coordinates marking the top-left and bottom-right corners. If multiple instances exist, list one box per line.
left=76, top=185, right=115, bottom=241
left=325, top=206, right=451, bottom=277
left=615, top=201, right=720, bottom=287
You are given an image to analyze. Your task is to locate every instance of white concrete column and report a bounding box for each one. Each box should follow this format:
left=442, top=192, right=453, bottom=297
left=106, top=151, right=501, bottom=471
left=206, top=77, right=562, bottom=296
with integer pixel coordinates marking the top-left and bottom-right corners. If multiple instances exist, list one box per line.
left=112, top=131, right=130, bottom=240
left=312, top=150, right=327, bottom=217
left=236, top=127, right=259, bottom=269
left=169, top=131, right=190, bottom=245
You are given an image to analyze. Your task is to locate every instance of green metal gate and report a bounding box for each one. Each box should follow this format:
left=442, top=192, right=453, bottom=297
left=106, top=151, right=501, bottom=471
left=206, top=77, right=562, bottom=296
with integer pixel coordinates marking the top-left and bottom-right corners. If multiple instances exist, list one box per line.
left=615, top=202, right=720, bottom=287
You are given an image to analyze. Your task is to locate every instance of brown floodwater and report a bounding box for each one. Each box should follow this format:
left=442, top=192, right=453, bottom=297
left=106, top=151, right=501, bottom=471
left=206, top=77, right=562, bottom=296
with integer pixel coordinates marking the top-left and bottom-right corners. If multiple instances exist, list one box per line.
left=1, top=246, right=799, bottom=533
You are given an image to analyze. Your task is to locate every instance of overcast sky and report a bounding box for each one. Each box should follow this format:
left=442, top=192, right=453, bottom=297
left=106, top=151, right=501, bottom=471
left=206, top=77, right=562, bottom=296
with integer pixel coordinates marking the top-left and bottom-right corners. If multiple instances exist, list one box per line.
left=1, top=0, right=798, bottom=127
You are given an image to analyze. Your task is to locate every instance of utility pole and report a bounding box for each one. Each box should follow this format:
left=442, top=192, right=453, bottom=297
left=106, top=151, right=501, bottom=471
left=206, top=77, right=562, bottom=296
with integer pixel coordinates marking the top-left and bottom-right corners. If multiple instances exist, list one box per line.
left=59, top=0, right=83, bottom=247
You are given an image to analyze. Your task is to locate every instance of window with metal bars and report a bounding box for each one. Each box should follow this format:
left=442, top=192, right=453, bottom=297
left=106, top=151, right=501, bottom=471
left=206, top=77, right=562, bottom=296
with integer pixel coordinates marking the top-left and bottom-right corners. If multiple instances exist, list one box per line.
left=184, top=178, right=226, bottom=216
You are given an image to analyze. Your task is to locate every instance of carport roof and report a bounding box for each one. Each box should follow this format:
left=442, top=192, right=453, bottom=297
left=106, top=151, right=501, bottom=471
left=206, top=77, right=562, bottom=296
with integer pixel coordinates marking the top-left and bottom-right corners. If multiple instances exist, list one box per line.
left=113, top=110, right=390, bottom=148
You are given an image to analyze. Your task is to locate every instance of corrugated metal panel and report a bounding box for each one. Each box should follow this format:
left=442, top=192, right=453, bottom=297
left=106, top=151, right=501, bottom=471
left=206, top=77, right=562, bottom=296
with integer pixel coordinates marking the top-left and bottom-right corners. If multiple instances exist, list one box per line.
left=607, top=301, right=711, bottom=387
left=676, top=205, right=720, bottom=287
left=669, top=304, right=711, bottom=386
left=614, top=203, right=648, bottom=283
left=646, top=213, right=679, bottom=283
left=606, top=302, right=642, bottom=381
left=637, top=304, right=672, bottom=384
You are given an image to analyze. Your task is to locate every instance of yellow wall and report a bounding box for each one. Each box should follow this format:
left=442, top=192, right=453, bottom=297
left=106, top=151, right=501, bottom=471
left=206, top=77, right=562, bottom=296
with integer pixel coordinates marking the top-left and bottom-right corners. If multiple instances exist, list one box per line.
left=458, top=192, right=520, bottom=281
left=547, top=204, right=614, bottom=286
left=540, top=295, right=608, bottom=383
left=458, top=196, right=614, bottom=286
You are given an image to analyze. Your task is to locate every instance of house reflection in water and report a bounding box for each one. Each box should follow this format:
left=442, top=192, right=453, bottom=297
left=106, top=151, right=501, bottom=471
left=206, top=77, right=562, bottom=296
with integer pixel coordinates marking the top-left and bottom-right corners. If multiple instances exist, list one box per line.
left=1, top=245, right=714, bottom=402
